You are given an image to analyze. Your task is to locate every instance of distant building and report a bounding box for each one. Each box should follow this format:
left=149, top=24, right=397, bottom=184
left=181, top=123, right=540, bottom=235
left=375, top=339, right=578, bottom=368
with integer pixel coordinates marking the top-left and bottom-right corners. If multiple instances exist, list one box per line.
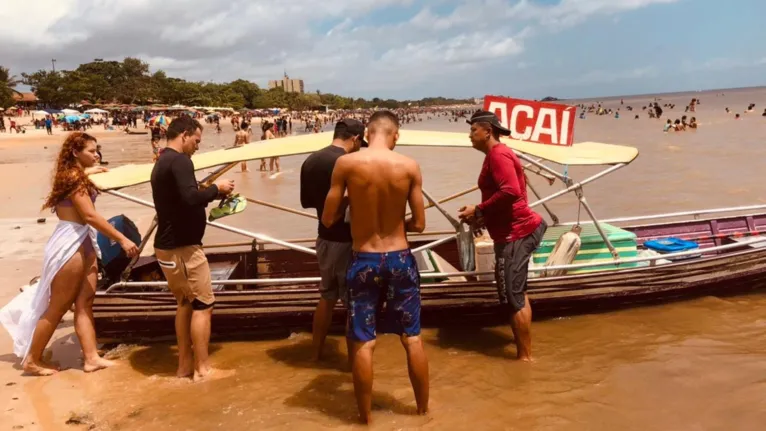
left=12, top=92, right=38, bottom=107
left=268, top=72, right=305, bottom=94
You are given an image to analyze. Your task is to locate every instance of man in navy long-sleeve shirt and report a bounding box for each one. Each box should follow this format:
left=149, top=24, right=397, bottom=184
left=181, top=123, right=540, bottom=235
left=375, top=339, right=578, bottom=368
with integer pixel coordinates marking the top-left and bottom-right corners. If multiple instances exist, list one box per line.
left=458, top=110, right=547, bottom=362
left=151, top=116, right=235, bottom=382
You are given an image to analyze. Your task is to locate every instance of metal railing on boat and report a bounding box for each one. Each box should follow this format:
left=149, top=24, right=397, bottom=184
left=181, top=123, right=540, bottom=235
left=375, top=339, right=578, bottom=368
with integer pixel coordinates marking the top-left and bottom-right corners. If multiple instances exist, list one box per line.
left=101, top=236, right=766, bottom=294
left=558, top=204, right=766, bottom=226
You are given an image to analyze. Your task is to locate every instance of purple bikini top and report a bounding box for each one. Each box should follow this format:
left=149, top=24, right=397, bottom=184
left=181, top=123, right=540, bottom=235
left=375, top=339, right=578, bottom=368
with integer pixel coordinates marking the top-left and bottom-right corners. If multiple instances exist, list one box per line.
left=57, top=189, right=98, bottom=208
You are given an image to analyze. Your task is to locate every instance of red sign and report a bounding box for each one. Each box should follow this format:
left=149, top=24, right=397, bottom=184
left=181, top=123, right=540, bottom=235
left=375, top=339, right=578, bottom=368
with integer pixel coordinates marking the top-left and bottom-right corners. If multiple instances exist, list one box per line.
left=483, top=95, right=576, bottom=146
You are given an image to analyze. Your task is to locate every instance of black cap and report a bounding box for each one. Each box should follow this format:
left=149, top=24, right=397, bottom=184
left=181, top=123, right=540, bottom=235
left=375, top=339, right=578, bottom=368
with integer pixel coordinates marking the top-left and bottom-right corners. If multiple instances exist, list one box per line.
left=335, top=118, right=368, bottom=147
left=466, top=110, right=511, bottom=136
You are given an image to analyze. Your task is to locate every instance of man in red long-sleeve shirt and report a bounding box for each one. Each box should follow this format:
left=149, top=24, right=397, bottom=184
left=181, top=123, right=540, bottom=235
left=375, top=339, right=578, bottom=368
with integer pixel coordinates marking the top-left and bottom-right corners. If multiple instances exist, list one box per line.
left=458, top=110, right=547, bottom=361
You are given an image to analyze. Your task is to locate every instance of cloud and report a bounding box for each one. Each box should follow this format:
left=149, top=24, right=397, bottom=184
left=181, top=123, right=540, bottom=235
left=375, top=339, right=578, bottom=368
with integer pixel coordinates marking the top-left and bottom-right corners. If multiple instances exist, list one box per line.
left=0, top=0, right=690, bottom=98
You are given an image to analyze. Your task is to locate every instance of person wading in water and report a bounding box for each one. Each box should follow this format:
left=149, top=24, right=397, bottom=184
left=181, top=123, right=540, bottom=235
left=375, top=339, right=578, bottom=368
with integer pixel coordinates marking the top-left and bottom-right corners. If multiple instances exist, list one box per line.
left=322, top=111, right=429, bottom=424
left=458, top=110, right=547, bottom=362
left=300, top=119, right=367, bottom=361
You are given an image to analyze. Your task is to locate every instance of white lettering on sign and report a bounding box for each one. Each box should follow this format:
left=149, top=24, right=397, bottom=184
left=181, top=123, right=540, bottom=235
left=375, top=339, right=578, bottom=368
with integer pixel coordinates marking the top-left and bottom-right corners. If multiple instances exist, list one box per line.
left=531, top=107, right=558, bottom=144
left=560, top=109, right=571, bottom=146
left=482, top=96, right=577, bottom=146
left=486, top=101, right=508, bottom=130
left=509, top=104, right=534, bottom=141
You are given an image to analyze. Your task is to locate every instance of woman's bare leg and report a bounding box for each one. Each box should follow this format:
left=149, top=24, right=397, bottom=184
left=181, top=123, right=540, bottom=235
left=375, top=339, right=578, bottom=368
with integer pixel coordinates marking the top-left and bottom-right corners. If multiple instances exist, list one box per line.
left=75, top=255, right=116, bottom=372
left=22, top=248, right=85, bottom=376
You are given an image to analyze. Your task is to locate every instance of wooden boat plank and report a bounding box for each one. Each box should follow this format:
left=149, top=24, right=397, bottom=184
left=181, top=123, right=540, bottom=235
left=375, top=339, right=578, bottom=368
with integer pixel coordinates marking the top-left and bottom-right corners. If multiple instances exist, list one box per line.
left=92, top=214, right=766, bottom=343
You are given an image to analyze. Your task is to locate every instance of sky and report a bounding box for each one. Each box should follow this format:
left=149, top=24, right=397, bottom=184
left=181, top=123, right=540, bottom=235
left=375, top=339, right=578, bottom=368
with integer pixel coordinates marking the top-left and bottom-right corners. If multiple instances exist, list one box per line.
left=1, top=0, right=765, bottom=100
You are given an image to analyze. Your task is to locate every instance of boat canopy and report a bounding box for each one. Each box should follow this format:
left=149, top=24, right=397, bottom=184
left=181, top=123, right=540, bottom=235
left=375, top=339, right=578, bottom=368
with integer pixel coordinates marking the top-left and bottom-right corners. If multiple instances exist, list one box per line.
left=90, top=129, right=639, bottom=191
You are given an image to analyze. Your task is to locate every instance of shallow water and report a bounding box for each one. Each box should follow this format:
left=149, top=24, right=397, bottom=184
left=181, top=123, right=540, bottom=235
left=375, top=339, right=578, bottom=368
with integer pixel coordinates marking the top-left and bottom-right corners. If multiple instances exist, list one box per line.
left=2, top=87, right=766, bottom=430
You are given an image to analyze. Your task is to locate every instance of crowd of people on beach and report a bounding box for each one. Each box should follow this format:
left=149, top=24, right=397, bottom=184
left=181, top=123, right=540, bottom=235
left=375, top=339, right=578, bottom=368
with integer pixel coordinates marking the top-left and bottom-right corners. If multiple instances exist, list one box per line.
left=0, top=106, right=548, bottom=424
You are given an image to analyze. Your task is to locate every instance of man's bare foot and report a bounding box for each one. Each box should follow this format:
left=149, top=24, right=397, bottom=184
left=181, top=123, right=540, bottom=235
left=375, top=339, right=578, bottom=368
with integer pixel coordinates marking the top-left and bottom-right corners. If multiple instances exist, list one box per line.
left=177, top=366, right=194, bottom=378
left=22, top=359, right=59, bottom=376
left=192, top=367, right=236, bottom=383
left=83, top=357, right=118, bottom=373
left=517, top=354, right=534, bottom=363
left=359, top=412, right=372, bottom=425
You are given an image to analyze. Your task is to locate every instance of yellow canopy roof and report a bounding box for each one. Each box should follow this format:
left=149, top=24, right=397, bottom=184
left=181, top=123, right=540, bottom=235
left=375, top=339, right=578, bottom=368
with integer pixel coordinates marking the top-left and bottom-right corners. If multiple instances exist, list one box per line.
left=395, top=130, right=638, bottom=166
left=90, top=130, right=638, bottom=190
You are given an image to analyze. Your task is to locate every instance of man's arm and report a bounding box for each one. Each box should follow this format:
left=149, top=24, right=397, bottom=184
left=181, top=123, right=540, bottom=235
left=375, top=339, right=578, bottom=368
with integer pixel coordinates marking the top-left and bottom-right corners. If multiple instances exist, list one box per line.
left=321, top=158, right=348, bottom=228
left=405, top=162, right=426, bottom=233
left=476, top=152, right=522, bottom=214
left=172, top=157, right=219, bottom=206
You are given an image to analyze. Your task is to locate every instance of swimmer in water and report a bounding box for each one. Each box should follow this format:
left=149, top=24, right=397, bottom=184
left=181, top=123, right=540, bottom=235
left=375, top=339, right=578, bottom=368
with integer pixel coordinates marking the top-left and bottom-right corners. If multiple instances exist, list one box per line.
left=321, top=111, right=429, bottom=424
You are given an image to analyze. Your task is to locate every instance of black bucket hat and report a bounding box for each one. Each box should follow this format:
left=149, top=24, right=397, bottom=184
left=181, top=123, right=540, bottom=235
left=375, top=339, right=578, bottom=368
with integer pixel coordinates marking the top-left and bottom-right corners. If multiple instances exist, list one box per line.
left=466, top=110, right=511, bottom=136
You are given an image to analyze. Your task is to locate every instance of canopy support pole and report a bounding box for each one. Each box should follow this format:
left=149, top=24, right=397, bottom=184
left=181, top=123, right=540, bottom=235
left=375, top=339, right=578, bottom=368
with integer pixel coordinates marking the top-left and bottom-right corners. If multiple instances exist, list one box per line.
left=105, top=190, right=317, bottom=255
left=529, top=163, right=626, bottom=208
left=525, top=175, right=559, bottom=225
left=245, top=197, right=317, bottom=219
left=574, top=187, right=619, bottom=260
left=412, top=163, right=627, bottom=254
left=421, top=189, right=461, bottom=229
left=200, top=162, right=238, bottom=187
left=522, top=158, right=557, bottom=185
left=120, top=215, right=158, bottom=281
left=514, top=152, right=569, bottom=182
left=406, top=185, right=479, bottom=218
left=412, top=235, right=455, bottom=254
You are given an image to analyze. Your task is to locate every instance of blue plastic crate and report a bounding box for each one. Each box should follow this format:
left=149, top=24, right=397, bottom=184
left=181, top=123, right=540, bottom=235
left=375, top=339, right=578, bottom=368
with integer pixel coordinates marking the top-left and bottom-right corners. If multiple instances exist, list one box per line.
left=644, top=237, right=701, bottom=261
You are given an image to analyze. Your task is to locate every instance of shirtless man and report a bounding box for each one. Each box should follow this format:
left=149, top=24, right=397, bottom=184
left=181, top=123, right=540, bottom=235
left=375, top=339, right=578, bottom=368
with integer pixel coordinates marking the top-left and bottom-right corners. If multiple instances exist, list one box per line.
left=321, top=111, right=429, bottom=424
left=234, top=127, right=250, bottom=172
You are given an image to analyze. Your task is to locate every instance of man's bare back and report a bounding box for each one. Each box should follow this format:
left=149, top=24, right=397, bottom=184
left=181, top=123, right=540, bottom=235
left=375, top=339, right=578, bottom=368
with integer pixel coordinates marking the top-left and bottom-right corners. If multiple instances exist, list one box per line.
left=234, top=129, right=248, bottom=147
left=333, top=149, right=424, bottom=252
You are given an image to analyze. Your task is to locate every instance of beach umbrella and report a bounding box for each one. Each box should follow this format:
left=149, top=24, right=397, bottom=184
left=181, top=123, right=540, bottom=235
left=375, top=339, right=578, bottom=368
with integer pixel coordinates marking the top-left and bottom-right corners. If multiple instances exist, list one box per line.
left=32, top=110, right=50, bottom=116
left=64, top=115, right=82, bottom=123
left=85, top=108, right=108, bottom=114
left=62, top=108, right=81, bottom=115
left=148, top=115, right=169, bottom=126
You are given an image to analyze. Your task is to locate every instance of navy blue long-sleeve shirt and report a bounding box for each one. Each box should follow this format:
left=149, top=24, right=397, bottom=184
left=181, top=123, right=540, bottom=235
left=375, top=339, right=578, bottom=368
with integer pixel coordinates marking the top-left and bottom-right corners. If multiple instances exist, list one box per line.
left=151, top=148, right=219, bottom=249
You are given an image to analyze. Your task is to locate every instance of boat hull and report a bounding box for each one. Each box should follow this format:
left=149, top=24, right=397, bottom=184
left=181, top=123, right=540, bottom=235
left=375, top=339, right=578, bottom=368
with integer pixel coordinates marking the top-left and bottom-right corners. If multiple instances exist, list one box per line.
left=92, top=237, right=766, bottom=343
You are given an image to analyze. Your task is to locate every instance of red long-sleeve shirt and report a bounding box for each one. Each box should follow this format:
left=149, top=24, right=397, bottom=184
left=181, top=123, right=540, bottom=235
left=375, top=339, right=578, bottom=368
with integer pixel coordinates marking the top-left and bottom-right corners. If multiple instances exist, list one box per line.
left=477, top=144, right=542, bottom=243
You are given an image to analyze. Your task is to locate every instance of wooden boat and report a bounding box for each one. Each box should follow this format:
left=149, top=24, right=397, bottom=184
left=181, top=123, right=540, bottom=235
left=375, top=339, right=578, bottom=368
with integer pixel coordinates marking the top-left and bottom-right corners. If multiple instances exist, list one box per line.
left=87, top=130, right=766, bottom=343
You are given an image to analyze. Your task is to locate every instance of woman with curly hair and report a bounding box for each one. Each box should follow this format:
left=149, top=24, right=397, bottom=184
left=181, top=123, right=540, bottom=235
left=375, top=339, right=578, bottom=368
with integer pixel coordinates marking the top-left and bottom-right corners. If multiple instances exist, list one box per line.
left=0, top=132, right=138, bottom=376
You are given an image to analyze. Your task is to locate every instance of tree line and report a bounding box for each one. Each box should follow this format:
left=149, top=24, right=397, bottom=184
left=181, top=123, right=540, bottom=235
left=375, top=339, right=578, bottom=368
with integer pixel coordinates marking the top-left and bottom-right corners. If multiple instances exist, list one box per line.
left=1, top=58, right=474, bottom=111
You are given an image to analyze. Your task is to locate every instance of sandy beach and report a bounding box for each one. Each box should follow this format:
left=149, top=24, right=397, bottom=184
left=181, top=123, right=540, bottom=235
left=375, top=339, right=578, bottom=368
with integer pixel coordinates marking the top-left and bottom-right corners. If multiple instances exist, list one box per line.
left=1, top=87, right=766, bottom=430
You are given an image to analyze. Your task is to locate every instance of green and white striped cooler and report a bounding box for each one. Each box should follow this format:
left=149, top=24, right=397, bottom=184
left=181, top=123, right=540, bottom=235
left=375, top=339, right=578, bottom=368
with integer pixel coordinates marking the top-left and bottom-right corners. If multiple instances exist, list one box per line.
left=532, top=223, right=638, bottom=274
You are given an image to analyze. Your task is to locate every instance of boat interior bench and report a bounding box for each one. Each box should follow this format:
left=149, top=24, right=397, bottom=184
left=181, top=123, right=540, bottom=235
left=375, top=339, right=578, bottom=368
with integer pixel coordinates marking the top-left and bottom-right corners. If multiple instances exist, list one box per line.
left=725, top=235, right=766, bottom=249
left=209, top=260, right=241, bottom=291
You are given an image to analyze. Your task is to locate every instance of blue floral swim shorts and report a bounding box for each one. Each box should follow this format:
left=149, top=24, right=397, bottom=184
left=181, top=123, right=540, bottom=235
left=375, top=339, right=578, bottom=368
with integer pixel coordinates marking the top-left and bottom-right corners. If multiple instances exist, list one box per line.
left=346, top=249, right=421, bottom=342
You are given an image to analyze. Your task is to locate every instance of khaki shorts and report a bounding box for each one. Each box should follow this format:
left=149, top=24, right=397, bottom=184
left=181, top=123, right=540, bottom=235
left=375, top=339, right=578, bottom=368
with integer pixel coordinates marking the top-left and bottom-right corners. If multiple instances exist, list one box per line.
left=155, top=245, right=215, bottom=308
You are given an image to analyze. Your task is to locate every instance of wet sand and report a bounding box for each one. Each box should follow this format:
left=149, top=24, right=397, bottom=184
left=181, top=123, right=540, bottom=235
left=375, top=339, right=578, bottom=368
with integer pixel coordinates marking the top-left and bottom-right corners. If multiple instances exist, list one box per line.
left=1, top=88, right=766, bottom=430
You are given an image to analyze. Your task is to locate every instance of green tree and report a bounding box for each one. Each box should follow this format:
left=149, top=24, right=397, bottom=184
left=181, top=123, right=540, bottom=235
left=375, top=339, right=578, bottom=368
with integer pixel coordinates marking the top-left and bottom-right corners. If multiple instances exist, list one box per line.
left=0, top=66, right=23, bottom=108
left=14, top=58, right=476, bottom=110
left=21, top=70, right=68, bottom=107
left=227, top=79, right=261, bottom=109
